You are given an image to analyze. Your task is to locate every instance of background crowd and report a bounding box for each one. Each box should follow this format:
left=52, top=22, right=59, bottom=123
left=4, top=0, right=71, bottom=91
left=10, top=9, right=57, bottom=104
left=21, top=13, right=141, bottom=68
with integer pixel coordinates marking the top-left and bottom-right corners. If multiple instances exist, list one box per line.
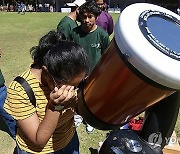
left=0, top=0, right=179, bottom=14
left=0, top=2, right=55, bottom=12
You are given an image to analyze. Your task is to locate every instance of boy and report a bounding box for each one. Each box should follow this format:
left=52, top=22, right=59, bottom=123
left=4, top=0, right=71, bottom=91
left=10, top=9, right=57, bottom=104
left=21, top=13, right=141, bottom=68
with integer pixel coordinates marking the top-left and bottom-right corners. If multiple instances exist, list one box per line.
left=70, top=0, right=110, bottom=133
left=70, top=0, right=110, bottom=73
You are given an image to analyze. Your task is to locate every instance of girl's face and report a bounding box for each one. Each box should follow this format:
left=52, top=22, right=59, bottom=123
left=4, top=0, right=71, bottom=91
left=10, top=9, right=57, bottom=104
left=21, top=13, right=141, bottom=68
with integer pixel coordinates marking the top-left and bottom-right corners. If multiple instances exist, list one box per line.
left=47, top=71, right=87, bottom=91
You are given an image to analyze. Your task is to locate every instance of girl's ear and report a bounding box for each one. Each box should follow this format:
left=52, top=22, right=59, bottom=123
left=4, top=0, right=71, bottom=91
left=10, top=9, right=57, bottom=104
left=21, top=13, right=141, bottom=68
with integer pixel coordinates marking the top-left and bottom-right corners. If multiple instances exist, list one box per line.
left=42, top=65, right=48, bottom=71
left=42, top=65, right=49, bottom=75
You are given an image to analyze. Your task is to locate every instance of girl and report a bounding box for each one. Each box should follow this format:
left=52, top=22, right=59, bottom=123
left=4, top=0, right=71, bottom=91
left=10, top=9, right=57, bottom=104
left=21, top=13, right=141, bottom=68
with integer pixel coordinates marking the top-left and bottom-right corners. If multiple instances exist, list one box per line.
left=4, top=31, right=89, bottom=154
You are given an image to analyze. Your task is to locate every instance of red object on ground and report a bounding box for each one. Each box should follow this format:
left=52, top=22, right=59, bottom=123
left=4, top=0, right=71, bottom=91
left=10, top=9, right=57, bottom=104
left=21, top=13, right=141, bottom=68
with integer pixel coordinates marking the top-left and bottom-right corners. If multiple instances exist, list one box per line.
left=128, top=117, right=144, bottom=131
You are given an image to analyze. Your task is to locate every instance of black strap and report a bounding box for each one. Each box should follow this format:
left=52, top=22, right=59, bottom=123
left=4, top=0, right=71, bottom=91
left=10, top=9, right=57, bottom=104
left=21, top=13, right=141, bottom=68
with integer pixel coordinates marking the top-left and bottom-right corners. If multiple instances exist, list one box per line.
left=14, top=76, right=36, bottom=107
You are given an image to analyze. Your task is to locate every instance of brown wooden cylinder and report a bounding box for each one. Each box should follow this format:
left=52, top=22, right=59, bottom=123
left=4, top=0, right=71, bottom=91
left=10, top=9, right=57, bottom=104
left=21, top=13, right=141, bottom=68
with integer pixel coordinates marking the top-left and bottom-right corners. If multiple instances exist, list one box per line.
left=78, top=39, right=175, bottom=129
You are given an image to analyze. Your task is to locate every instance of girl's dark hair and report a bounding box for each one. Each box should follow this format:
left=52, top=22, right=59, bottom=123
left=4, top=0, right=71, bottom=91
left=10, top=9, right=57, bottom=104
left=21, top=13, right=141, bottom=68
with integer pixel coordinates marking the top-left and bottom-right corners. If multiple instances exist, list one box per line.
left=30, top=31, right=89, bottom=81
left=79, top=0, right=101, bottom=17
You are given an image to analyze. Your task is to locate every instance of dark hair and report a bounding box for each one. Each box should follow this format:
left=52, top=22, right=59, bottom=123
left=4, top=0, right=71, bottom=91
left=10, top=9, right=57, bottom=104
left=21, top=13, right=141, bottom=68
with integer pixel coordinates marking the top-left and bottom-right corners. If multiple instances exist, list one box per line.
left=30, top=31, right=89, bottom=81
left=79, top=0, right=101, bottom=17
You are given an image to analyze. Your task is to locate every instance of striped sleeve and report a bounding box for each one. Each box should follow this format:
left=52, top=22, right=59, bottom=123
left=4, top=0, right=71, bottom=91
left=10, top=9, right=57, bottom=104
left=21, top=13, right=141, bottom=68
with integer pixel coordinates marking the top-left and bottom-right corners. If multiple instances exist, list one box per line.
left=4, top=80, right=36, bottom=120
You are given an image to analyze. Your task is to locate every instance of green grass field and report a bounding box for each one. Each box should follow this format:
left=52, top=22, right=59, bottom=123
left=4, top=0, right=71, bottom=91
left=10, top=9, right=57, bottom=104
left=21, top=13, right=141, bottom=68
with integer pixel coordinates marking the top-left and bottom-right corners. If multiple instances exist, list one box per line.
left=0, top=11, right=179, bottom=154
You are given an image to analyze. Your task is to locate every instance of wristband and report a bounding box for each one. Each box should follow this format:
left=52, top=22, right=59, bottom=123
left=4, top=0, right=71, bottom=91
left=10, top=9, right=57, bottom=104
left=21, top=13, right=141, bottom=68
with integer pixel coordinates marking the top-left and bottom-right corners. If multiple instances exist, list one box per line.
left=54, top=104, right=64, bottom=111
left=48, top=101, right=64, bottom=112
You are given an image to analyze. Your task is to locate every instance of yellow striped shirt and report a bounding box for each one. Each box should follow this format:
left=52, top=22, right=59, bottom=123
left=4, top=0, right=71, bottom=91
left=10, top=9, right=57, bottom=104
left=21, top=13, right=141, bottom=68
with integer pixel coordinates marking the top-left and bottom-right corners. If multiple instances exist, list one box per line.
left=4, top=69, right=76, bottom=153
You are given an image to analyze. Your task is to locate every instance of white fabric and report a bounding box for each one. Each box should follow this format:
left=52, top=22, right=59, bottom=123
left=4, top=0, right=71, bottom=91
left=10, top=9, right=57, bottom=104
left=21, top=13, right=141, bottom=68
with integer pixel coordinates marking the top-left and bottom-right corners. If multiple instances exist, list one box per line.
left=86, top=123, right=94, bottom=133
left=67, top=0, right=86, bottom=7
left=74, top=114, right=83, bottom=127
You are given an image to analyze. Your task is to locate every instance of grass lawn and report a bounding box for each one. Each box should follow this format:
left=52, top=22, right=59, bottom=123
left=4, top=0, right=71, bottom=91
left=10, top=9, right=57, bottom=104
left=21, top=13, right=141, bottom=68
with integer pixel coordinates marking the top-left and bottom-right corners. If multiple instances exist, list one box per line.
left=0, top=11, right=179, bottom=153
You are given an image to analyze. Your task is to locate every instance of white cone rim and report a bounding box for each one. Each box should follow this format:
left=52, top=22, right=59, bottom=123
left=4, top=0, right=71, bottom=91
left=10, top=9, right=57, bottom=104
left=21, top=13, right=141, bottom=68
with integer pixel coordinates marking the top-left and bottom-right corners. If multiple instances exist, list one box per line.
left=115, top=3, right=180, bottom=89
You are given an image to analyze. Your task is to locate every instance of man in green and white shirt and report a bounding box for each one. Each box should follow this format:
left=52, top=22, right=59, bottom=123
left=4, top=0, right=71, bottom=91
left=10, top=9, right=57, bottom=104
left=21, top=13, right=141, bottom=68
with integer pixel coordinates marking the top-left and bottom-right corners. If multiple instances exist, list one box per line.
left=57, top=0, right=86, bottom=40
left=70, top=0, right=110, bottom=73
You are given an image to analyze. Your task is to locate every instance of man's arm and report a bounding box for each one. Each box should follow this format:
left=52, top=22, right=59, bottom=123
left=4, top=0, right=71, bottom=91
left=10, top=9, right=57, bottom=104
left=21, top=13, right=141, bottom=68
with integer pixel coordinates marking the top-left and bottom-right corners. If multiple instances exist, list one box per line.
left=57, top=22, right=71, bottom=39
left=107, top=13, right=114, bottom=35
left=100, top=30, right=110, bottom=55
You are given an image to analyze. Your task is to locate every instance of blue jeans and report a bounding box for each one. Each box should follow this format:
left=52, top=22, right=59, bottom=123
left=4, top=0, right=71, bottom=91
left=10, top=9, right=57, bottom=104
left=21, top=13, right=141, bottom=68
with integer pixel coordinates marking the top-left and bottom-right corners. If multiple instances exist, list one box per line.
left=16, top=131, right=79, bottom=154
left=0, top=85, right=16, bottom=139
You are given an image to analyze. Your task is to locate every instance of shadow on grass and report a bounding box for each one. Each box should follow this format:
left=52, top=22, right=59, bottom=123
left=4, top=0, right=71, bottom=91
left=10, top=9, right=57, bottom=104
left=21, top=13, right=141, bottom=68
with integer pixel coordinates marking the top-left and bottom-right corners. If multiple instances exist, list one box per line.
left=89, top=147, right=98, bottom=154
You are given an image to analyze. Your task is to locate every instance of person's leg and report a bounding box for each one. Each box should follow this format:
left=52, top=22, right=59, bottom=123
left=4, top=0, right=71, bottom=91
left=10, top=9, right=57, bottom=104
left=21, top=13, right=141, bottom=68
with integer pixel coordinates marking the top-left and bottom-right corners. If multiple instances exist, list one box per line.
left=63, top=131, right=79, bottom=154
left=0, top=85, right=16, bottom=139
left=51, top=131, right=80, bottom=154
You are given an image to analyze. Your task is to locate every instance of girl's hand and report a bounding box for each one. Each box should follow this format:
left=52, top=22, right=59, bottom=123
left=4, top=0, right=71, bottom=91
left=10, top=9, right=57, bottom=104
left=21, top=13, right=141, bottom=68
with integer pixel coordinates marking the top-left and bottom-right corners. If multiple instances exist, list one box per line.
left=49, top=85, right=76, bottom=107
